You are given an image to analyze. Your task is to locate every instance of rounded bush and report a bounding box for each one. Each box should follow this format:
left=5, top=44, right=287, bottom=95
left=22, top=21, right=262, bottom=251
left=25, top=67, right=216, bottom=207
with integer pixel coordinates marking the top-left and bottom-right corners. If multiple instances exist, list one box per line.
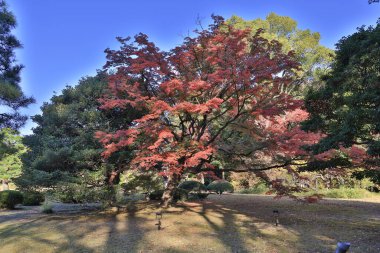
left=189, top=192, right=209, bottom=200
left=178, top=180, right=207, bottom=192
left=149, top=188, right=189, bottom=202
left=149, top=190, right=164, bottom=200
left=22, top=191, right=45, bottom=206
left=0, top=190, right=23, bottom=209
left=207, top=180, right=234, bottom=194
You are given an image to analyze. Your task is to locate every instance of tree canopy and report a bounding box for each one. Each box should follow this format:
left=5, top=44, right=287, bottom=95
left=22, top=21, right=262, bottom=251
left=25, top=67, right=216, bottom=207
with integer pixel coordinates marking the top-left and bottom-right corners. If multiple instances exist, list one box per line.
left=18, top=73, right=141, bottom=200
left=0, top=1, right=34, bottom=130
left=226, top=13, right=334, bottom=92
left=302, top=22, right=380, bottom=183
left=97, top=16, right=323, bottom=205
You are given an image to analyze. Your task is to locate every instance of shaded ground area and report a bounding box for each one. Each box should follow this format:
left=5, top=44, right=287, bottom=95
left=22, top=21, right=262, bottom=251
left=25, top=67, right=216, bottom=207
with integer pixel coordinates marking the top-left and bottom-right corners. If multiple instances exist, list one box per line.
left=0, top=195, right=379, bottom=253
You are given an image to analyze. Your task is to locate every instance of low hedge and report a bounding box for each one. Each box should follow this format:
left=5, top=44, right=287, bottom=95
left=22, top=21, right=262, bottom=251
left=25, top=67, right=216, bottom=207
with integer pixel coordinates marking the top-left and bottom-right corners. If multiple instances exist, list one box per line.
left=22, top=191, right=45, bottom=206
left=149, top=188, right=189, bottom=202
left=178, top=180, right=207, bottom=192
left=0, top=190, right=23, bottom=209
left=207, top=180, right=234, bottom=194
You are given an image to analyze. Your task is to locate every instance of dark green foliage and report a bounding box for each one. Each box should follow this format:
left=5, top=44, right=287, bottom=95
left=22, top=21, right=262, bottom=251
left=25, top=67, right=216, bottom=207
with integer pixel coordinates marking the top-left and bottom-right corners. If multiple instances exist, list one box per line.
left=178, top=180, right=207, bottom=192
left=302, top=21, right=380, bottom=183
left=148, top=190, right=164, bottom=200
left=22, top=191, right=44, bottom=206
left=0, top=1, right=34, bottom=130
left=207, top=180, right=234, bottom=194
left=17, top=72, right=142, bottom=202
left=189, top=192, right=209, bottom=200
left=0, top=190, right=23, bottom=209
left=52, top=184, right=114, bottom=204
left=149, top=188, right=189, bottom=202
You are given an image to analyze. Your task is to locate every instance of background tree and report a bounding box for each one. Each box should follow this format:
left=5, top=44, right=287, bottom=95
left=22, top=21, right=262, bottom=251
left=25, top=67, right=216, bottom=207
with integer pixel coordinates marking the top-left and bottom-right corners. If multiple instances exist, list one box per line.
left=97, top=17, right=322, bottom=206
left=0, top=0, right=34, bottom=130
left=17, top=72, right=142, bottom=202
left=226, top=13, right=334, bottom=93
left=302, top=22, right=380, bottom=184
left=0, top=128, right=27, bottom=190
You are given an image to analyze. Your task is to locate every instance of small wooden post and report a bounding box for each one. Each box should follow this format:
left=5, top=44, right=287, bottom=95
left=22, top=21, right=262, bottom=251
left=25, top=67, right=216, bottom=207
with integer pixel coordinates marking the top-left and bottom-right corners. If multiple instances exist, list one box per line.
left=155, top=211, right=163, bottom=230
left=273, top=210, right=279, bottom=226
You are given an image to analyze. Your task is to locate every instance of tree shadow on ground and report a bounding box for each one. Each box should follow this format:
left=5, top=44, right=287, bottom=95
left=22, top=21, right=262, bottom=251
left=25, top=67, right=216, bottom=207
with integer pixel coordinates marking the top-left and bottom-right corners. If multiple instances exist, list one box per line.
left=199, top=194, right=380, bottom=252
left=0, top=196, right=379, bottom=252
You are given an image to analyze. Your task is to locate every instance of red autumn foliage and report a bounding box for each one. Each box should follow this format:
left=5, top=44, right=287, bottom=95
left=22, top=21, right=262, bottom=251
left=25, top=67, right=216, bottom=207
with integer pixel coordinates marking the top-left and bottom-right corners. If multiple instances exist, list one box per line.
left=96, top=17, right=325, bottom=201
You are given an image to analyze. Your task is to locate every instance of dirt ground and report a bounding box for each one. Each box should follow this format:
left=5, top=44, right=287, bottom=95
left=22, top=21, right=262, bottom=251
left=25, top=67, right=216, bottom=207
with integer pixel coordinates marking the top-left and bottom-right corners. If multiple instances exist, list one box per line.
left=0, top=194, right=379, bottom=253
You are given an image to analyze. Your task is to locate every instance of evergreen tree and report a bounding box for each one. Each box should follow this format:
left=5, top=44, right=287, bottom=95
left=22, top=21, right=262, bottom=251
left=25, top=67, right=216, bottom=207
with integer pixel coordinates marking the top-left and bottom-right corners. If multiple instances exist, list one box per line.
left=302, top=22, right=380, bottom=183
left=0, top=0, right=34, bottom=130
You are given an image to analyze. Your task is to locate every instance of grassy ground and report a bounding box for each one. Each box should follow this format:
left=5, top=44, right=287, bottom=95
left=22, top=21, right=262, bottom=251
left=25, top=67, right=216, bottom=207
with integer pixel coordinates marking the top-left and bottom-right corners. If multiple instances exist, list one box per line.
left=0, top=194, right=379, bottom=253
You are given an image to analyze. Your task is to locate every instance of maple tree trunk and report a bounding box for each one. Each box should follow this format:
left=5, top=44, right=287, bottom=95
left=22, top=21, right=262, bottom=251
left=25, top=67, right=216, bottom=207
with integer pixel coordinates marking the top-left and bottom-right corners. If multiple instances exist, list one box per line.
left=108, top=169, right=121, bottom=185
left=1, top=179, right=9, bottom=191
left=161, top=174, right=180, bottom=208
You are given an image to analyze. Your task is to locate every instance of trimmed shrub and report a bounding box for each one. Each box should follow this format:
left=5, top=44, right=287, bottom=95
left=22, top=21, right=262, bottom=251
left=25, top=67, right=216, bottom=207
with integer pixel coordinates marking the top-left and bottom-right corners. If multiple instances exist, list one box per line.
left=178, top=180, right=207, bottom=192
left=0, top=190, right=23, bottom=209
left=148, top=190, right=164, bottom=200
left=40, top=201, right=53, bottom=214
left=149, top=188, right=189, bottom=202
left=22, top=191, right=45, bottom=206
left=207, top=180, right=234, bottom=194
left=189, top=192, right=209, bottom=200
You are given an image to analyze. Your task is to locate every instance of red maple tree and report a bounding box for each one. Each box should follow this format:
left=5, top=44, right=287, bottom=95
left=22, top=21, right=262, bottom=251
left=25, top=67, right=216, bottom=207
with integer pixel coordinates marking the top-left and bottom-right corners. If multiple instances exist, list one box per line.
left=96, top=17, right=322, bottom=206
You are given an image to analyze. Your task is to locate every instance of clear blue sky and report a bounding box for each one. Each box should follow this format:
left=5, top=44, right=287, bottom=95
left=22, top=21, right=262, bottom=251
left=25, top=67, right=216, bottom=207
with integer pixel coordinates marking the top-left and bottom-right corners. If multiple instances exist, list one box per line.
left=8, top=0, right=379, bottom=135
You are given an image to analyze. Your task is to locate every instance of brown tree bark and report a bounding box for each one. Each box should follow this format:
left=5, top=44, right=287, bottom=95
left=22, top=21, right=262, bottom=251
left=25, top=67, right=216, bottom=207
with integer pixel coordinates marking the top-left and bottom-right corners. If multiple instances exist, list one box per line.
left=161, top=174, right=180, bottom=208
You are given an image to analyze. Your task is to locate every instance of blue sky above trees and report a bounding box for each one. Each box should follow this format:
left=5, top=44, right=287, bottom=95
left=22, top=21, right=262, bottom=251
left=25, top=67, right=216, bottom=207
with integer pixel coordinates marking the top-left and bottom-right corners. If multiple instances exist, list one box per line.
left=8, top=0, right=379, bottom=135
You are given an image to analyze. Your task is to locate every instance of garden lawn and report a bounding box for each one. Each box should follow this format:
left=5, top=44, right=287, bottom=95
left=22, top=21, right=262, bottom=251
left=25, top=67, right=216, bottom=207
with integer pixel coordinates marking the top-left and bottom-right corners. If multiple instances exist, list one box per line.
left=0, top=194, right=379, bottom=253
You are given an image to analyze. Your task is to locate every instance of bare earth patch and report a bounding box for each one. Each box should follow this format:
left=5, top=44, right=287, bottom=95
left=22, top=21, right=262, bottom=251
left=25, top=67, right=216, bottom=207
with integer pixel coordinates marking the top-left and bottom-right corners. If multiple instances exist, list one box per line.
left=0, top=195, right=379, bottom=253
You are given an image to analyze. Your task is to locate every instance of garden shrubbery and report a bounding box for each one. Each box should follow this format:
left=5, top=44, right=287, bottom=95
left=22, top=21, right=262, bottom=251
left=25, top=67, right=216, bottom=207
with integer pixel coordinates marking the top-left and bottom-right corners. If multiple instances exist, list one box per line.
left=0, top=190, right=23, bottom=209
left=178, top=180, right=207, bottom=192
left=40, top=201, right=53, bottom=214
left=299, top=187, right=375, bottom=199
left=22, top=191, right=45, bottom=206
left=149, top=188, right=189, bottom=202
left=239, top=182, right=269, bottom=194
left=207, top=180, right=234, bottom=194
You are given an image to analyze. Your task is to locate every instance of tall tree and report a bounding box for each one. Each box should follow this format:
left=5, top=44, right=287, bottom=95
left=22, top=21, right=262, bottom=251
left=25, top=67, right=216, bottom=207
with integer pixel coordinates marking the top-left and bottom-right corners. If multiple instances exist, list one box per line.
left=0, top=127, right=27, bottom=190
left=97, top=17, right=321, bottom=206
left=226, top=13, right=334, bottom=92
left=0, top=0, right=34, bottom=130
left=18, top=73, right=141, bottom=201
left=302, top=22, right=380, bottom=183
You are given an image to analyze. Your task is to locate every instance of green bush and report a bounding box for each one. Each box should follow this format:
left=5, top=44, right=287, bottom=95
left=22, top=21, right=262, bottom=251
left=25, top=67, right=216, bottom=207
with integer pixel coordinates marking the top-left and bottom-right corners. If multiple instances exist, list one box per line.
left=22, top=191, right=45, bottom=206
left=298, top=187, right=375, bottom=199
left=52, top=184, right=114, bottom=203
left=40, top=201, right=53, bottom=214
left=189, top=192, right=209, bottom=200
left=178, top=180, right=207, bottom=192
left=120, top=171, right=164, bottom=194
left=239, top=182, right=269, bottom=194
left=207, top=180, right=234, bottom=194
left=149, top=188, right=189, bottom=202
left=0, top=190, right=23, bottom=209
left=323, top=187, right=372, bottom=199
